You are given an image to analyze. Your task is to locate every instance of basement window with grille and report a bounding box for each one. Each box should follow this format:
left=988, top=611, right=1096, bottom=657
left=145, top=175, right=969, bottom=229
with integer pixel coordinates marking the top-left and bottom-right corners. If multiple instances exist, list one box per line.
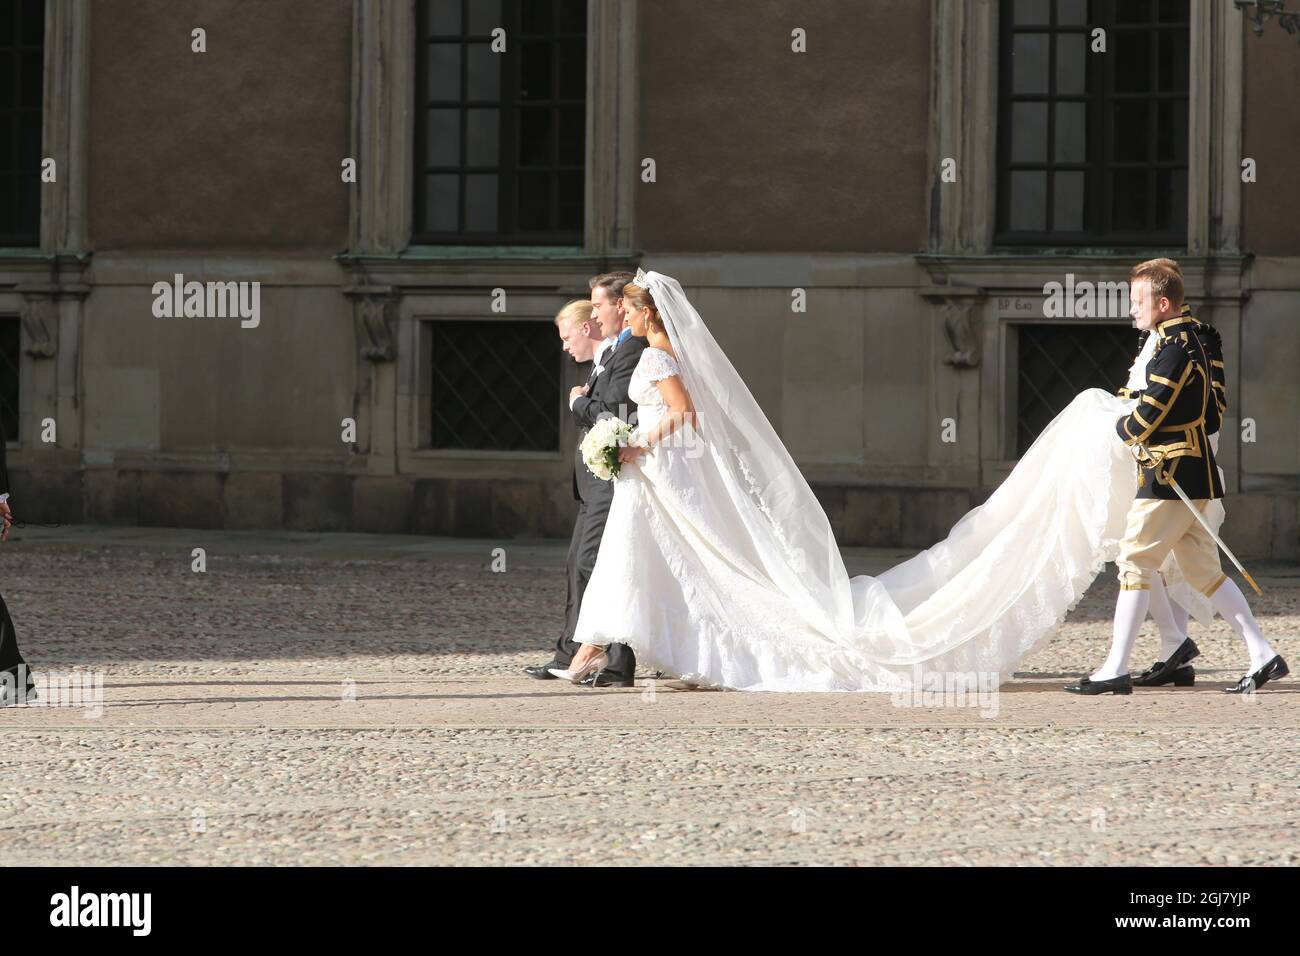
left=1014, top=322, right=1137, bottom=456
left=430, top=320, right=561, bottom=452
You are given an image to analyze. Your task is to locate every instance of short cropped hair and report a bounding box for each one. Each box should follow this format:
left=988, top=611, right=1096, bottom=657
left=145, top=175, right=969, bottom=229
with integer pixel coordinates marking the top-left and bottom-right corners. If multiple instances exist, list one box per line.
left=589, top=271, right=636, bottom=302
left=1130, top=258, right=1184, bottom=307
left=554, top=298, right=594, bottom=332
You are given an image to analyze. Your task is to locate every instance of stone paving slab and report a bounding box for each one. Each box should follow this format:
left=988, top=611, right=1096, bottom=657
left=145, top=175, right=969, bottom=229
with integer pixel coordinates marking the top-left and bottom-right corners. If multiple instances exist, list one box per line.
left=3, top=720, right=1295, bottom=866
left=3, top=675, right=1298, bottom=729
left=0, top=526, right=1295, bottom=865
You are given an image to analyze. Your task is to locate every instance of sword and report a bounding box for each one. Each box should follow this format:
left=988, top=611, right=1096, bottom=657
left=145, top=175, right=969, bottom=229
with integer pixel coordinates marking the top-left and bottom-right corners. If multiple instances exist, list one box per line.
left=1132, top=443, right=1263, bottom=595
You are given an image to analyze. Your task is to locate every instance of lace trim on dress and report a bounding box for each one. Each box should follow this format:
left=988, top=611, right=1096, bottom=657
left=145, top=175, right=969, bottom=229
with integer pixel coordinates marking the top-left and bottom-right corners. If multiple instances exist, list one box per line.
left=640, top=347, right=681, bottom=383
left=733, top=450, right=798, bottom=566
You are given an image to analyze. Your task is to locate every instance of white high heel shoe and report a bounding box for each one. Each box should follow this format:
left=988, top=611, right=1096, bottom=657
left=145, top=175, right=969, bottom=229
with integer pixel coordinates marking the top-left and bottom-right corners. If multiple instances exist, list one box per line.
left=548, top=652, right=609, bottom=684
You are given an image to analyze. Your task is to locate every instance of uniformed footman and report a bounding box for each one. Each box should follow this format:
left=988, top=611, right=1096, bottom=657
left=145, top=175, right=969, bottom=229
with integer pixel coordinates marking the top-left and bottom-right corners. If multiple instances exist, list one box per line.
left=1067, top=259, right=1288, bottom=695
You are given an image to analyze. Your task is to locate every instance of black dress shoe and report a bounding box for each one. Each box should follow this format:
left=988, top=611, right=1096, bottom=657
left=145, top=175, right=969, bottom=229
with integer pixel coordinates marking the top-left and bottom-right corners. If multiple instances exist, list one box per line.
left=1134, top=664, right=1196, bottom=687
left=1133, top=637, right=1199, bottom=687
left=1224, top=655, right=1290, bottom=694
left=1063, top=674, right=1133, bottom=695
left=1133, top=658, right=1190, bottom=686
left=579, top=671, right=635, bottom=688
left=523, top=662, right=560, bottom=680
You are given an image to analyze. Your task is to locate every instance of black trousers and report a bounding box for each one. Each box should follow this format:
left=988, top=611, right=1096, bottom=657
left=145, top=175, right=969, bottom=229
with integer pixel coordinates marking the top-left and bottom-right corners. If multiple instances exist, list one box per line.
left=0, top=591, right=32, bottom=690
left=553, top=487, right=636, bottom=680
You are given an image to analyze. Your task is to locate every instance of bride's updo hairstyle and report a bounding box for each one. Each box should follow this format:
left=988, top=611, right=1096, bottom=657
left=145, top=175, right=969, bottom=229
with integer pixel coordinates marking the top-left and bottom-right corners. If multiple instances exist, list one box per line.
left=622, top=283, right=664, bottom=335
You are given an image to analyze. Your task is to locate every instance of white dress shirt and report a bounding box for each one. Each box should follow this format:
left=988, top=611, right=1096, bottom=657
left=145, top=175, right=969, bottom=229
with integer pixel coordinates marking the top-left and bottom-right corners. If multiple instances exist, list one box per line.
left=1123, top=332, right=1158, bottom=392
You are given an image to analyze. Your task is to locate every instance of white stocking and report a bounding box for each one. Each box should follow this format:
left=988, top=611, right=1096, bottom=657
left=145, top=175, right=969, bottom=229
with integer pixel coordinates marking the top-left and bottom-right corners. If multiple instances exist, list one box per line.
left=1210, top=577, right=1276, bottom=671
left=1093, top=589, right=1150, bottom=681
left=1167, top=594, right=1189, bottom=646
left=1148, top=576, right=1188, bottom=660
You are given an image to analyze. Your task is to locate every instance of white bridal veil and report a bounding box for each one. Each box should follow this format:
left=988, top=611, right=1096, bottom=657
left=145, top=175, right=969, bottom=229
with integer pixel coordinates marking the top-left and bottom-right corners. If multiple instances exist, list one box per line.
left=637, top=268, right=1148, bottom=686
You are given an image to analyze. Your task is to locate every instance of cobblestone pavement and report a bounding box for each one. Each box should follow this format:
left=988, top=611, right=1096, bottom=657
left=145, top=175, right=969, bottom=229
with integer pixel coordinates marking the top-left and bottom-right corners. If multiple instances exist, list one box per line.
left=0, top=526, right=1296, bottom=866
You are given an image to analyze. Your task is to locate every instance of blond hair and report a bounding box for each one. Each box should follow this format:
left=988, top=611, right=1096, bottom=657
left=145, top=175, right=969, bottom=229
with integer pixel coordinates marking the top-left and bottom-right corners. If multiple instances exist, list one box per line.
left=555, top=298, right=594, bottom=333
left=1130, top=258, right=1184, bottom=307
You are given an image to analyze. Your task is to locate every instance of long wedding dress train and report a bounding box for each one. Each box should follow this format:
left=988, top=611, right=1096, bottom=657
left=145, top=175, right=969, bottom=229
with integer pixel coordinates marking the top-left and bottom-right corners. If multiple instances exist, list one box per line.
left=572, top=271, right=1212, bottom=691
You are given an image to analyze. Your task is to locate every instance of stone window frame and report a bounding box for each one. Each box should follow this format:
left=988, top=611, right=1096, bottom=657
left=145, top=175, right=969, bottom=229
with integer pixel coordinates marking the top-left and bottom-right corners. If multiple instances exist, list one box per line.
left=348, top=0, right=637, bottom=257
left=0, top=0, right=91, bottom=457
left=928, top=0, right=1242, bottom=256
left=993, top=0, right=1193, bottom=247
left=921, top=0, right=1245, bottom=489
left=344, top=0, right=638, bottom=471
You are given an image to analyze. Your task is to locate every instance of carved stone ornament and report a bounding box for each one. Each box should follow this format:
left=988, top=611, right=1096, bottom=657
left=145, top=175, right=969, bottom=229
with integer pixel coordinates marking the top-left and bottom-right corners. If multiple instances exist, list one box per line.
left=357, top=297, right=395, bottom=362
left=21, top=299, right=58, bottom=358
left=941, top=300, right=982, bottom=369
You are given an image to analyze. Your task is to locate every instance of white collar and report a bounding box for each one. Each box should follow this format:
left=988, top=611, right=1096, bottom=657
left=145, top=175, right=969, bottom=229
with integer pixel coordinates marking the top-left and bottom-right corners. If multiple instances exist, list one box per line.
left=1124, top=331, right=1158, bottom=391
left=593, top=336, right=616, bottom=366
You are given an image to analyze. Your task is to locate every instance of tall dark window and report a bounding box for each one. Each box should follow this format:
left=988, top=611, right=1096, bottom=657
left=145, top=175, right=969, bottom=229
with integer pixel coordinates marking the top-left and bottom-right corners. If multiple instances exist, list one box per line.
left=414, top=0, right=587, bottom=245
left=1, top=0, right=44, bottom=246
left=0, top=317, right=19, bottom=441
left=431, top=321, right=560, bottom=451
left=997, top=0, right=1189, bottom=245
left=1016, top=323, right=1135, bottom=455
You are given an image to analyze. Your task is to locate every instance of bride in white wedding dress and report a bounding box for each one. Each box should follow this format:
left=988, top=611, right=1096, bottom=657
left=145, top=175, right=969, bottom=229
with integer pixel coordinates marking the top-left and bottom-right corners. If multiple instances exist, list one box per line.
left=562, top=269, right=1177, bottom=692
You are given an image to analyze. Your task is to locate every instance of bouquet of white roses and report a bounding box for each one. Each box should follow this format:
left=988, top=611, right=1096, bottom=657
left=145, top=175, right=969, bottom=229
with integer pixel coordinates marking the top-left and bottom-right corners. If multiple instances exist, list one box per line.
left=581, top=417, right=635, bottom=481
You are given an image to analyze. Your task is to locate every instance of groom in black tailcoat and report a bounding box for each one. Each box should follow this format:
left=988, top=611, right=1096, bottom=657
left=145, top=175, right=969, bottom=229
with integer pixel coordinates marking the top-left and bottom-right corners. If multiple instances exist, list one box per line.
left=0, top=416, right=36, bottom=705
left=524, top=272, right=646, bottom=687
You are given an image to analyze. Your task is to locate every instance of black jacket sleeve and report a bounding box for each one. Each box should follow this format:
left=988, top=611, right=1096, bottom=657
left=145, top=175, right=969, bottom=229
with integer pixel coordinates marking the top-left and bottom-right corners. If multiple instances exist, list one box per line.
left=1115, top=339, right=1193, bottom=446
left=1197, top=322, right=1227, bottom=422
left=571, top=342, right=642, bottom=428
